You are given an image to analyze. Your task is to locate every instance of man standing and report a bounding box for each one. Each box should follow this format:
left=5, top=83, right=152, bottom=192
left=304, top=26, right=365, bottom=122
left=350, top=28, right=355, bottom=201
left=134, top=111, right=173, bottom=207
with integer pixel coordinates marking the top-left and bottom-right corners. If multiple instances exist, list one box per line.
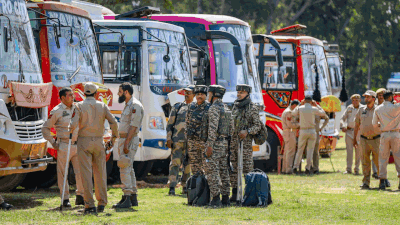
left=229, top=84, right=262, bottom=201
left=354, top=90, right=381, bottom=189
left=282, top=100, right=300, bottom=174
left=185, top=85, right=210, bottom=175
left=204, top=85, right=231, bottom=207
left=69, top=83, right=119, bottom=214
left=112, top=83, right=144, bottom=208
left=291, top=96, right=328, bottom=175
left=340, top=94, right=362, bottom=175
left=372, top=88, right=386, bottom=178
left=312, top=102, right=329, bottom=174
left=0, top=195, right=13, bottom=210
left=166, top=85, right=195, bottom=196
left=372, top=91, right=400, bottom=190
left=42, top=87, right=84, bottom=207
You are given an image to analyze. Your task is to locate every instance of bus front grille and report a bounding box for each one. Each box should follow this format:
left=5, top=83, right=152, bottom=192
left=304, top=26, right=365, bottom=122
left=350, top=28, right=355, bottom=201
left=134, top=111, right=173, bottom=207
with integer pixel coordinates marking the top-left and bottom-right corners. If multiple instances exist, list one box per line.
left=13, top=120, right=45, bottom=141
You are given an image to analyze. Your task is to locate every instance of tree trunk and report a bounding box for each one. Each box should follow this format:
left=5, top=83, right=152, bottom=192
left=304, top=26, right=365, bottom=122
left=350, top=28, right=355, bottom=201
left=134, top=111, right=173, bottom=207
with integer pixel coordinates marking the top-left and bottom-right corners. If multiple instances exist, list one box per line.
left=197, top=0, right=203, bottom=14
left=367, top=41, right=375, bottom=90
left=219, top=0, right=225, bottom=14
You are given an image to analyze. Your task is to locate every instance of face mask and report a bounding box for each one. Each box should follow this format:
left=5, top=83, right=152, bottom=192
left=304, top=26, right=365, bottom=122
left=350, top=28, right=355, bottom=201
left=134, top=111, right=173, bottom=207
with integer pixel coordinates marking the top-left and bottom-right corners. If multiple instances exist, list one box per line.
left=118, top=93, right=126, bottom=103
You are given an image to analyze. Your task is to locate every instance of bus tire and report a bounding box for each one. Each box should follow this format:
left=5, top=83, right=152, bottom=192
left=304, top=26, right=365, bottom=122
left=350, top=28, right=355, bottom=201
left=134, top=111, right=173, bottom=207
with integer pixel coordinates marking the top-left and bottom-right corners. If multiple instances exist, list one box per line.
left=254, top=128, right=279, bottom=172
left=150, top=158, right=170, bottom=176
left=0, top=173, right=27, bottom=192
left=133, top=161, right=154, bottom=180
left=20, top=164, right=57, bottom=189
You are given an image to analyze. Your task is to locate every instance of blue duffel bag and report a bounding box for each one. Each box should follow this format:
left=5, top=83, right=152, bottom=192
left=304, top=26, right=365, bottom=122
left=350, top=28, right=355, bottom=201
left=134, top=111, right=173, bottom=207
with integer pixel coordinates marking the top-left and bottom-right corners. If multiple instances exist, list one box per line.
left=242, top=169, right=272, bottom=207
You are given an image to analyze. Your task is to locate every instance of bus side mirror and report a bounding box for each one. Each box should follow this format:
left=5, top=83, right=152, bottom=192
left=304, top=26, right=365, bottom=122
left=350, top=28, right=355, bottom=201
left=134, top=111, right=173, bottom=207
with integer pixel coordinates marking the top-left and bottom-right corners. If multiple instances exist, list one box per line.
left=233, top=45, right=243, bottom=65
left=267, top=36, right=283, bottom=67
left=3, top=26, right=8, bottom=52
left=205, top=30, right=243, bottom=65
left=124, top=51, right=131, bottom=73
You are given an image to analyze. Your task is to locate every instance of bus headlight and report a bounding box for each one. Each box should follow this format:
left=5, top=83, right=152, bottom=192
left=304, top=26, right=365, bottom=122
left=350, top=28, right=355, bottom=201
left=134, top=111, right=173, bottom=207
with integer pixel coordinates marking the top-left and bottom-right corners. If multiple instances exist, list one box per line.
left=149, top=116, right=164, bottom=129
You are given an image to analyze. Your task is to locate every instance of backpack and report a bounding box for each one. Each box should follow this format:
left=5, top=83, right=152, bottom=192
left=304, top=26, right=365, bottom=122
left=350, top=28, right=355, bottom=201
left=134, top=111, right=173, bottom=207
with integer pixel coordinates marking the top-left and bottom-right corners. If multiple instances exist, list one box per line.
left=241, top=169, right=272, bottom=207
left=186, top=172, right=210, bottom=206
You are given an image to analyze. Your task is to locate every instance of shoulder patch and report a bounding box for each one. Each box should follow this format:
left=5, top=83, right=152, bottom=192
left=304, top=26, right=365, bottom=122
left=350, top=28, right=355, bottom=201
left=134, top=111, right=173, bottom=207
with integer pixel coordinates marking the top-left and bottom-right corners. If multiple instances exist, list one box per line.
left=62, top=111, right=70, bottom=117
left=132, top=109, right=136, bottom=113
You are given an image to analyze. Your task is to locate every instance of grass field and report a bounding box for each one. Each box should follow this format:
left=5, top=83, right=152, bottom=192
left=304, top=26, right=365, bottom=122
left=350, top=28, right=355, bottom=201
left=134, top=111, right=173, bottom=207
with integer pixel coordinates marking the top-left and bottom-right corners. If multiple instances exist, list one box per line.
left=2, top=133, right=400, bottom=224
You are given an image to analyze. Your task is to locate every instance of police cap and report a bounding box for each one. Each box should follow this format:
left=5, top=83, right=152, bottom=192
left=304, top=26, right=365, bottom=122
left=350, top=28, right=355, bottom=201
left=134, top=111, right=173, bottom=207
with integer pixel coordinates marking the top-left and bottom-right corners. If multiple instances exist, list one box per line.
left=183, top=85, right=195, bottom=92
left=376, top=88, right=386, bottom=95
left=236, top=84, right=252, bottom=93
left=194, top=85, right=208, bottom=94
left=350, top=94, right=361, bottom=100
left=208, top=85, right=226, bottom=98
left=84, top=82, right=98, bottom=95
left=304, top=95, right=313, bottom=101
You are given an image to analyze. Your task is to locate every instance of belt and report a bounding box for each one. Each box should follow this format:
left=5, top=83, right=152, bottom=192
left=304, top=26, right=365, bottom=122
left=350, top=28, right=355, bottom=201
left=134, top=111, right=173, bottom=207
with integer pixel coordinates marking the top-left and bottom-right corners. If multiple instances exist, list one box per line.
left=360, top=135, right=380, bottom=140
left=119, top=133, right=138, bottom=138
left=300, top=127, right=315, bottom=130
left=382, top=130, right=400, bottom=133
left=346, top=127, right=354, bottom=131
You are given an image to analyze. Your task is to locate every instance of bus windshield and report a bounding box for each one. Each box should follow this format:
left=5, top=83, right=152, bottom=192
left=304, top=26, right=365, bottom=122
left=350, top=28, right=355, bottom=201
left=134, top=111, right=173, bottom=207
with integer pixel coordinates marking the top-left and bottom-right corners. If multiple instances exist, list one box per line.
left=327, top=57, right=342, bottom=89
left=0, top=0, right=42, bottom=90
left=301, top=44, right=331, bottom=97
left=210, top=24, right=263, bottom=104
left=147, top=28, right=191, bottom=88
left=46, top=11, right=102, bottom=87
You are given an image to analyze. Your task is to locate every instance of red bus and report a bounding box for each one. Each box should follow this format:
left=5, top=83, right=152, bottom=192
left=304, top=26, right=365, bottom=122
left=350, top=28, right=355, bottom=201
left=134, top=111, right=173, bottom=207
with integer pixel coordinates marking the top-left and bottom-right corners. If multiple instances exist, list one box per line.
left=24, top=0, right=114, bottom=188
left=253, top=25, right=338, bottom=171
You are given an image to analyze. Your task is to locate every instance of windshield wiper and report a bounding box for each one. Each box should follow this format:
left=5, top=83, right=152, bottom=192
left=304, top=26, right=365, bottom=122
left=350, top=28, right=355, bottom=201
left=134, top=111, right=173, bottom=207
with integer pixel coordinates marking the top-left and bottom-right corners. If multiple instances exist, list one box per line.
left=68, top=66, right=82, bottom=83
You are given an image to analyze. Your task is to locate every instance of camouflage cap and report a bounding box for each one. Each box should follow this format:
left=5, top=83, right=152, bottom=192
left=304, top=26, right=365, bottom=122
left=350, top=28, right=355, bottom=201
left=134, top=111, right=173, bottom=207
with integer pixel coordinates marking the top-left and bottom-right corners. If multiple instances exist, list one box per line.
left=363, top=90, right=376, bottom=98
left=208, top=85, right=226, bottom=98
left=194, top=85, right=208, bottom=94
left=236, top=84, right=252, bottom=93
left=350, top=94, right=361, bottom=100
left=376, top=88, right=386, bottom=94
left=183, top=85, right=195, bottom=92
left=84, top=82, right=98, bottom=95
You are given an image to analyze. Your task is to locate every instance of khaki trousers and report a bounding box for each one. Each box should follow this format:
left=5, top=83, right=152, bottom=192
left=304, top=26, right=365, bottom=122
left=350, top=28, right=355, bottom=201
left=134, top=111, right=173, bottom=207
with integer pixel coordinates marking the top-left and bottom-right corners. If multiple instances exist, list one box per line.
left=283, top=130, right=297, bottom=173
left=77, top=136, right=107, bottom=208
left=57, top=142, right=84, bottom=200
left=345, top=131, right=361, bottom=173
left=0, top=194, right=4, bottom=204
left=379, top=132, right=400, bottom=179
left=360, top=138, right=379, bottom=185
left=313, top=133, right=320, bottom=171
left=118, top=136, right=139, bottom=195
left=294, top=129, right=316, bottom=171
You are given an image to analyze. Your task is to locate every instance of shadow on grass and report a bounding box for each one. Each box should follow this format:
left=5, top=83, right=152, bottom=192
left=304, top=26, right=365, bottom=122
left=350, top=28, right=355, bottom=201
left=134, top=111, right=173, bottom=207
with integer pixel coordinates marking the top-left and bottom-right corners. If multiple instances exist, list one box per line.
left=365, top=187, right=400, bottom=192
left=3, top=195, right=45, bottom=210
left=45, top=206, right=82, bottom=212
left=115, top=208, right=138, bottom=213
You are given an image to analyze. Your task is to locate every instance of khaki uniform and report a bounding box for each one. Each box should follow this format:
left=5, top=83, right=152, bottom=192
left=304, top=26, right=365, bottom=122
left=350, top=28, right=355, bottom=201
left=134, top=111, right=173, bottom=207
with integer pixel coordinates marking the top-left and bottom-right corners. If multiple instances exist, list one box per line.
left=281, top=107, right=298, bottom=173
left=373, top=101, right=400, bottom=179
left=69, top=97, right=119, bottom=208
left=117, top=97, right=144, bottom=195
left=292, top=103, right=328, bottom=171
left=166, top=101, right=191, bottom=188
left=355, top=105, right=381, bottom=186
left=340, top=104, right=362, bottom=173
left=42, top=103, right=83, bottom=201
left=313, top=105, right=329, bottom=172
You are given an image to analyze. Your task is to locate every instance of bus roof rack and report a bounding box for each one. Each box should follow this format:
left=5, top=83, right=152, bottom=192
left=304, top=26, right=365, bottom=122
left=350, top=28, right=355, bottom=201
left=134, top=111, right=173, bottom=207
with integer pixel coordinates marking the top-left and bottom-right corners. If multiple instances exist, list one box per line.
left=116, top=6, right=160, bottom=19
left=270, top=24, right=307, bottom=34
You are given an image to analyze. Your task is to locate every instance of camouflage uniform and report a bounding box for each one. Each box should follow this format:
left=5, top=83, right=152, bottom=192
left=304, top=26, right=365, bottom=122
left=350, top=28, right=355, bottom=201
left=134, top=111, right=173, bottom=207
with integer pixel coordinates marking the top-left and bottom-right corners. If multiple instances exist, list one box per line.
left=185, top=101, right=210, bottom=175
left=204, top=98, right=231, bottom=198
left=166, top=101, right=191, bottom=188
left=230, top=98, right=262, bottom=189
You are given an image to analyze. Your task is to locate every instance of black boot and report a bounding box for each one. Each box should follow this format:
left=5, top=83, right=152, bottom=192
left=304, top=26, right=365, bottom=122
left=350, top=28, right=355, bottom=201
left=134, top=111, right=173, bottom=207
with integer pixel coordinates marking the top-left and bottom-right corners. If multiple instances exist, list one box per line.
left=75, top=195, right=84, bottom=206
left=229, top=188, right=237, bottom=202
left=209, top=195, right=222, bottom=207
left=221, top=195, right=230, bottom=207
left=0, top=202, right=13, bottom=210
left=130, top=194, right=138, bottom=207
left=62, top=199, right=71, bottom=208
left=379, top=179, right=386, bottom=190
left=168, top=187, right=175, bottom=196
left=113, top=195, right=132, bottom=208
left=83, top=207, right=97, bottom=215
left=385, top=179, right=391, bottom=187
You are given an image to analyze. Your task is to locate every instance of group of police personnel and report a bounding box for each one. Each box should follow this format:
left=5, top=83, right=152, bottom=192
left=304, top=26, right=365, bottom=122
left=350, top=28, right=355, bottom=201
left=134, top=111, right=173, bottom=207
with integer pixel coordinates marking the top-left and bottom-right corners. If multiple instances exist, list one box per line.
left=166, top=84, right=262, bottom=207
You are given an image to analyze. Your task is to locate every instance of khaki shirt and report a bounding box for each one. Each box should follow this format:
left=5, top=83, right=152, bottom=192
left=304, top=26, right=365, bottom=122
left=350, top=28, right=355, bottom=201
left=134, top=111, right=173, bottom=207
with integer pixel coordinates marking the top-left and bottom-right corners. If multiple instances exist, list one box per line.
left=291, top=103, right=327, bottom=129
left=372, top=101, right=400, bottom=132
left=282, top=107, right=298, bottom=130
left=119, top=97, right=144, bottom=135
left=315, top=104, right=329, bottom=132
left=69, top=97, right=119, bottom=138
left=355, top=104, right=381, bottom=137
left=340, top=104, right=362, bottom=129
left=42, top=103, right=78, bottom=144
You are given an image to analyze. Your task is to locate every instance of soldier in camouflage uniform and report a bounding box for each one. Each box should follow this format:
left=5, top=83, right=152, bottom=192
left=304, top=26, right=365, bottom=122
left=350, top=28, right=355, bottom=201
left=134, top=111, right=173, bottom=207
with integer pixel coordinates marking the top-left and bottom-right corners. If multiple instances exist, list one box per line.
left=229, top=84, right=262, bottom=201
left=185, top=85, right=210, bottom=175
left=166, top=85, right=195, bottom=196
left=204, top=85, right=231, bottom=207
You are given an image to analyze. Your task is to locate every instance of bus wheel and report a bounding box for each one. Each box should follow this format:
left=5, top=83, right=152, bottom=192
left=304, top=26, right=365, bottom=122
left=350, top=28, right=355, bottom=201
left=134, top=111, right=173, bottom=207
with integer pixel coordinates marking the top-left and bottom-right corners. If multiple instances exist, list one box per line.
left=0, top=174, right=27, bottom=192
left=134, top=161, right=154, bottom=181
left=150, top=158, right=170, bottom=176
left=254, top=128, right=279, bottom=172
left=20, top=164, right=57, bottom=189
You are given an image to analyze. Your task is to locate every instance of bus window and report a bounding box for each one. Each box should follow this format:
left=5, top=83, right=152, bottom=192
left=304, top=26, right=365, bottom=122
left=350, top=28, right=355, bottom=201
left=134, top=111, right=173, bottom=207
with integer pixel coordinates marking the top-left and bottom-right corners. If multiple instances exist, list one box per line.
left=263, top=61, right=295, bottom=90
left=102, top=49, right=138, bottom=82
